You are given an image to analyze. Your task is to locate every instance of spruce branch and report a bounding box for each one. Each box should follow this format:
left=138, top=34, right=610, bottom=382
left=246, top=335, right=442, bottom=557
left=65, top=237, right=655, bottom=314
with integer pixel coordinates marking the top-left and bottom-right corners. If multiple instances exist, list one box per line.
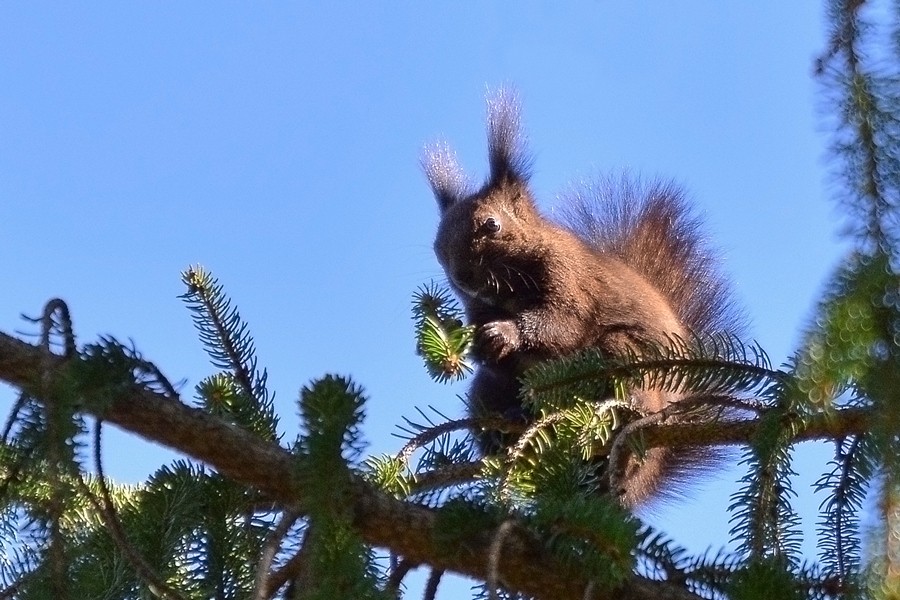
left=522, top=335, right=782, bottom=412
left=634, top=528, right=734, bottom=593
left=487, top=520, right=516, bottom=600
left=728, top=402, right=803, bottom=566
left=814, top=435, right=869, bottom=588
left=253, top=508, right=300, bottom=600
left=406, top=461, right=483, bottom=494
left=384, top=557, right=416, bottom=599
left=412, top=283, right=475, bottom=383
left=295, top=376, right=389, bottom=599
left=0, top=572, right=32, bottom=600
left=38, top=298, right=78, bottom=600
left=443, top=401, right=853, bottom=505
left=817, top=0, right=900, bottom=250
left=1, top=328, right=715, bottom=600
left=424, top=568, right=444, bottom=600
left=181, top=265, right=277, bottom=441
left=79, top=421, right=188, bottom=600
left=261, top=525, right=312, bottom=599
left=181, top=266, right=260, bottom=398
left=607, top=409, right=666, bottom=500
left=395, top=413, right=481, bottom=465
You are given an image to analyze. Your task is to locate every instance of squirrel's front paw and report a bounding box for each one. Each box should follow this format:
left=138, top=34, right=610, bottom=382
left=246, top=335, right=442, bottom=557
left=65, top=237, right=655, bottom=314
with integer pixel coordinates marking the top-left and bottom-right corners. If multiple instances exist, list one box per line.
left=475, top=320, right=521, bottom=362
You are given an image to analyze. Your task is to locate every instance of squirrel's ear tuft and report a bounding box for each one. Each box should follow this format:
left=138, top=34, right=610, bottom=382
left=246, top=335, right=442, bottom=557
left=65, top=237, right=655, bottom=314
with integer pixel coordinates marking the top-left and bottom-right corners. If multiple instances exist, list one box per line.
left=486, top=87, right=533, bottom=186
left=421, top=141, right=472, bottom=212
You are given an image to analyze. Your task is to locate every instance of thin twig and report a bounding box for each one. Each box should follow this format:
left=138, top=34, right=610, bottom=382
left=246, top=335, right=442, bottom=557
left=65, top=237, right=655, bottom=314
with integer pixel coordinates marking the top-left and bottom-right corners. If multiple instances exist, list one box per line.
left=41, top=299, right=74, bottom=600
left=487, top=520, right=516, bottom=600
left=84, top=421, right=188, bottom=600
left=253, top=509, right=301, bottom=600
left=423, top=568, right=444, bottom=600
left=262, top=526, right=312, bottom=599
left=397, top=416, right=502, bottom=464
left=0, top=572, right=32, bottom=600
left=386, top=557, right=417, bottom=599
left=608, top=411, right=668, bottom=498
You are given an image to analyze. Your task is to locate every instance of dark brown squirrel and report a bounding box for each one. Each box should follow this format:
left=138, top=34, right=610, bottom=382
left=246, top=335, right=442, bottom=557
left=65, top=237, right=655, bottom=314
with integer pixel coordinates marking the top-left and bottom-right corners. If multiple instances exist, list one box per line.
left=421, top=90, right=743, bottom=508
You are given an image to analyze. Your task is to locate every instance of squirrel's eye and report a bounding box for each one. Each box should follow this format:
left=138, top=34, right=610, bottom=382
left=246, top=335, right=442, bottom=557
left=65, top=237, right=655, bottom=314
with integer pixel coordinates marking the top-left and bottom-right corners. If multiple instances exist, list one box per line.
left=482, top=217, right=501, bottom=235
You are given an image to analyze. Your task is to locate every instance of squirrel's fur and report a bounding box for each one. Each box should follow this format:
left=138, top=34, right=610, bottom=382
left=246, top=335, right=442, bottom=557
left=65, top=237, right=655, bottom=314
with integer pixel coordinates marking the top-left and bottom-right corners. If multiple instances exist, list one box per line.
left=422, top=90, right=743, bottom=507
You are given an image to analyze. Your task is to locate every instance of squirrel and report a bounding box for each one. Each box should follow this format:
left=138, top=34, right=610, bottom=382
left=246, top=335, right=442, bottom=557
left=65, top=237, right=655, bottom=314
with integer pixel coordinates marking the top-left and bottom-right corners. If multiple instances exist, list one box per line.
left=421, top=89, right=743, bottom=508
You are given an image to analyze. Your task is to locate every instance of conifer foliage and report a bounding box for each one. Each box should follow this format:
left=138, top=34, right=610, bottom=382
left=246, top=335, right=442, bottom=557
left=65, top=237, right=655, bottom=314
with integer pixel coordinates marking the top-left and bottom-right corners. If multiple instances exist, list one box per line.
left=1, top=2, right=900, bottom=598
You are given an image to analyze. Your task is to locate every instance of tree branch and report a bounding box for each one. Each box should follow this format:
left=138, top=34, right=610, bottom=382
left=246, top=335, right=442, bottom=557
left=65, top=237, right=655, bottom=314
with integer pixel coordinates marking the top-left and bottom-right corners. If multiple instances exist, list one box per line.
left=0, top=330, right=868, bottom=600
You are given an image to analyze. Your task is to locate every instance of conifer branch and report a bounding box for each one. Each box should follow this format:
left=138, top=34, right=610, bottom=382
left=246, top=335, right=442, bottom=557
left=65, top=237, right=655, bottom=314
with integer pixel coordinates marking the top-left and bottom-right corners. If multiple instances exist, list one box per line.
left=487, top=520, right=516, bottom=600
left=412, top=284, right=475, bottom=383
left=253, top=509, right=300, bottom=600
left=814, top=435, right=867, bottom=583
left=181, top=267, right=259, bottom=400
left=608, top=409, right=667, bottom=499
left=81, top=422, right=188, bottom=600
left=263, top=525, right=311, bottom=599
left=816, top=0, right=900, bottom=249
left=423, top=568, right=444, bottom=600
left=180, top=266, right=278, bottom=441
left=408, top=461, right=482, bottom=493
left=396, top=416, right=483, bottom=464
left=0, top=328, right=714, bottom=600
left=39, top=298, right=76, bottom=600
left=385, top=557, right=416, bottom=599
left=0, top=573, right=31, bottom=600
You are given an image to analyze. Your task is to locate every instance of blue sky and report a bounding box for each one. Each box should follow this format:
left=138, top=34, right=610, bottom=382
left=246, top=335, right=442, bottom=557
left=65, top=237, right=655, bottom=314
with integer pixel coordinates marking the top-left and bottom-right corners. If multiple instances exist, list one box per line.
left=1, top=2, right=846, bottom=596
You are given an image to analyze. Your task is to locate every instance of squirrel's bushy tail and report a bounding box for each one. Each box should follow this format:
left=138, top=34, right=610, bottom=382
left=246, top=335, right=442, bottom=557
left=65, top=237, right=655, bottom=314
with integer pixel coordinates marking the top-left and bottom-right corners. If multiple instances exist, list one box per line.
left=558, top=173, right=744, bottom=340
left=558, top=174, right=745, bottom=506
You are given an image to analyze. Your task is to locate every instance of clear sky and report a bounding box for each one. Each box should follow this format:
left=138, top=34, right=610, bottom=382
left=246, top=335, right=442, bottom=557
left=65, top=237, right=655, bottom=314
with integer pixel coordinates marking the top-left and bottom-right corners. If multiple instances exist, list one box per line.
left=1, top=2, right=847, bottom=596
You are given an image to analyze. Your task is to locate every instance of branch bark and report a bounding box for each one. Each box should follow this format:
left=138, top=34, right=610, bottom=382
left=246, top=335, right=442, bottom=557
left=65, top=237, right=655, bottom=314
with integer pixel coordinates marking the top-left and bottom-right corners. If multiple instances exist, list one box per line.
left=0, top=330, right=869, bottom=599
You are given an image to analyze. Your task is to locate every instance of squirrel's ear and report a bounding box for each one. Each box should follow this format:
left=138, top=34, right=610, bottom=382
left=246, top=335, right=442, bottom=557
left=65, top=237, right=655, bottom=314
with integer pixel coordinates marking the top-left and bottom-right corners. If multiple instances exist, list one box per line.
left=486, top=87, right=533, bottom=187
left=422, top=141, right=472, bottom=212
